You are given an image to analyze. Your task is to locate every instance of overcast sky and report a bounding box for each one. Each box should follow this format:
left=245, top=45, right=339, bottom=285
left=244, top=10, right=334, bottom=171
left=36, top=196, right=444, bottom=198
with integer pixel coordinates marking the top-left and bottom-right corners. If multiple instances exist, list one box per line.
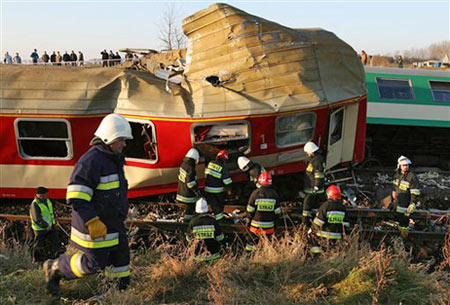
left=1, top=0, right=449, bottom=60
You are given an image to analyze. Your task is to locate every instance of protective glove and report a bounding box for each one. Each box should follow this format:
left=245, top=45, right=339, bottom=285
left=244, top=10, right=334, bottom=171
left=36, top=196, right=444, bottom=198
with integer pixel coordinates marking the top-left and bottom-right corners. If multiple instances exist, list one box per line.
left=85, top=217, right=107, bottom=240
left=406, top=203, right=416, bottom=216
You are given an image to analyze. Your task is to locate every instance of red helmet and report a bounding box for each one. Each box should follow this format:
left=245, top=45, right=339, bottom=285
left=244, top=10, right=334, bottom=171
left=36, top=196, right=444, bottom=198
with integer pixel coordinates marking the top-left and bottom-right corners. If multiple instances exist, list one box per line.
left=216, top=150, right=229, bottom=160
left=258, top=171, right=272, bottom=186
left=326, top=185, right=341, bottom=199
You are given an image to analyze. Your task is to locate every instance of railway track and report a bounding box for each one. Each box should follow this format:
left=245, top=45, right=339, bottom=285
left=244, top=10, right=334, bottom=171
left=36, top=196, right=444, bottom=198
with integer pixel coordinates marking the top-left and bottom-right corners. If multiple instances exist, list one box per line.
left=1, top=205, right=448, bottom=242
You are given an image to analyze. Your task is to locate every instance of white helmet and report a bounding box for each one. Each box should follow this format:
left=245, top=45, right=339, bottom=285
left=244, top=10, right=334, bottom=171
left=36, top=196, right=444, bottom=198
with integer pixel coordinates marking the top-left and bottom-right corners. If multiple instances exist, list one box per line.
left=237, top=156, right=251, bottom=171
left=195, top=197, right=208, bottom=214
left=186, top=148, right=200, bottom=163
left=304, top=141, right=319, bottom=154
left=397, top=155, right=411, bottom=168
left=94, top=114, right=133, bottom=145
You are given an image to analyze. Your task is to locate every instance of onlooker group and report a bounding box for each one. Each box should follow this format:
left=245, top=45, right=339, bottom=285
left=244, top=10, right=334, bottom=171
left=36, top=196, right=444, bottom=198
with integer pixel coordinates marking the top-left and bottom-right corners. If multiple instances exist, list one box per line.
left=101, top=49, right=123, bottom=67
left=2, top=48, right=84, bottom=66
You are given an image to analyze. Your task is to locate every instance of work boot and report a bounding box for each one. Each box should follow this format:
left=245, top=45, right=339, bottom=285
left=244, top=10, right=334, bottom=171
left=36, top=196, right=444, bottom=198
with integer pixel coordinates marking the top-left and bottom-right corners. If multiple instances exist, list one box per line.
left=43, top=259, right=61, bottom=297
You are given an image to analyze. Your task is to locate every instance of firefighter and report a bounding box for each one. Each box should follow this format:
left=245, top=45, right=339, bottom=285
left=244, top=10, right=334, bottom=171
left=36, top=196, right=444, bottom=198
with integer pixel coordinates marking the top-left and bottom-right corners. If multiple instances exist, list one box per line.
left=204, top=150, right=232, bottom=222
left=245, top=171, right=281, bottom=252
left=43, top=113, right=133, bottom=297
left=237, top=156, right=265, bottom=203
left=392, top=156, right=420, bottom=236
left=302, top=141, right=326, bottom=226
left=177, top=148, right=201, bottom=222
left=310, top=185, right=350, bottom=254
left=237, top=156, right=265, bottom=187
left=186, top=198, right=224, bottom=261
left=30, top=186, right=59, bottom=262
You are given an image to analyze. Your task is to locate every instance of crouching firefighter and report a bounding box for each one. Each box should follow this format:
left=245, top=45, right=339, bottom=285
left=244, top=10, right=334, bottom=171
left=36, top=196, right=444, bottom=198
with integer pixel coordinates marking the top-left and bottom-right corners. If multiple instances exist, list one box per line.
left=177, top=148, right=201, bottom=222
left=392, top=155, right=420, bottom=237
left=43, top=114, right=133, bottom=297
left=310, top=185, right=349, bottom=255
left=302, top=141, right=325, bottom=226
left=186, top=198, right=224, bottom=261
left=204, top=150, right=232, bottom=222
left=237, top=156, right=265, bottom=187
left=30, top=186, right=59, bottom=262
left=245, top=171, right=281, bottom=252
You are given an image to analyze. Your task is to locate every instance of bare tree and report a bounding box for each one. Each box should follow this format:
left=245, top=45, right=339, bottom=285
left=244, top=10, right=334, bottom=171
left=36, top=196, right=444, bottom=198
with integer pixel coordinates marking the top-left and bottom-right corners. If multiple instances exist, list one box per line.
left=158, top=5, right=187, bottom=51
left=428, top=40, right=450, bottom=60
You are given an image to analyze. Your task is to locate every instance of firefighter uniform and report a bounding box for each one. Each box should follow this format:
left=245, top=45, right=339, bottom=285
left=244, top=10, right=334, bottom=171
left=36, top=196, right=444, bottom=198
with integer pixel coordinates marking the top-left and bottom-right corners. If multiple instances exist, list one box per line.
left=176, top=157, right=199, bottom=221
left=30, top=194, right=58, bottom=261
left=302, top=152, right=325, bottom=224
left=311, top=198, right=349, bottom=254
left=245, top=184, right=281, bottom=251
left=204, top=159, right=232, bottom=221
left=186, top=213, right=224, bottom=261
left=393, top=170, right=420, bottom=232
left=57, top=143, right=130, bottom=288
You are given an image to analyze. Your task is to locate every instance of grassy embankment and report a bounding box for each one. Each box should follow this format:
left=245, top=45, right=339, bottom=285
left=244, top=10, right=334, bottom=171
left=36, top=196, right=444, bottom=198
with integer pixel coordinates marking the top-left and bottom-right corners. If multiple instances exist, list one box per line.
left=1, top=229, right=449, bottom=305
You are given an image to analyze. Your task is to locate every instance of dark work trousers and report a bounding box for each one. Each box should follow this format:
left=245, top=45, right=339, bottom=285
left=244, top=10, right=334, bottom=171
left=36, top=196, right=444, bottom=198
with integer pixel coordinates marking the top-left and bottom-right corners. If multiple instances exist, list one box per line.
left=302, top=193, right=325, bottom=226
left=205, top=192, right=226, bottom=221
left=58, top=235, right=130, bottom=290
left=32, top=229, right=59, bottom=262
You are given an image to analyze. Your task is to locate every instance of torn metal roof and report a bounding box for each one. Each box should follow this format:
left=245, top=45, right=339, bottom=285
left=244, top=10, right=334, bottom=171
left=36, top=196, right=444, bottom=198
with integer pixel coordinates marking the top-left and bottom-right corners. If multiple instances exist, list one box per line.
left=1, top=3, right=366, bottom=118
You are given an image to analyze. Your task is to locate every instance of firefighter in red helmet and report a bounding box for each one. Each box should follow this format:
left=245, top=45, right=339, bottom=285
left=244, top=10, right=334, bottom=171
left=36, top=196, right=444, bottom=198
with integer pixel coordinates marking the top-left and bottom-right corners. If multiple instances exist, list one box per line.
left=310, top=185, right=349, bottom=254
left=245, top=171, right=281, bottom=251
left=204, top=150, right=232, bottom=222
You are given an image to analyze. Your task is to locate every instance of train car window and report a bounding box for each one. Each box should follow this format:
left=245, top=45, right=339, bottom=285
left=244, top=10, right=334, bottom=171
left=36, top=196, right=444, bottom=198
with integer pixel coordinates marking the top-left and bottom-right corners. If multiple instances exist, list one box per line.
left=429, top=81, right=450, bottom=102
left=275, top=112, right=316, bottom=148
left=14, top=119, right=73, bottom=160
left=329, top=109, right=343, bottom=145
left=124, top=120, right=158, bottom=163
left=191, top=121, right=250, bottom=167
left=376, top=78, right=414, bottom=100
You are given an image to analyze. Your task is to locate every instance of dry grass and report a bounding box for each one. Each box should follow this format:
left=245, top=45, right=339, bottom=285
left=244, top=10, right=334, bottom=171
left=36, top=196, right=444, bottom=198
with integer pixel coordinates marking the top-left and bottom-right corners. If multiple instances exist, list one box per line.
left=1, top=229, right=449, bottom=305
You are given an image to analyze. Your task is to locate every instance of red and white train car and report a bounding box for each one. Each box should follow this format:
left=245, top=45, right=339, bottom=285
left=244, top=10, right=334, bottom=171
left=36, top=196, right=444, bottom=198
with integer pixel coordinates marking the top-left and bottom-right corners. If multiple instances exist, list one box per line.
left=0, top=3, right=367, bottom=199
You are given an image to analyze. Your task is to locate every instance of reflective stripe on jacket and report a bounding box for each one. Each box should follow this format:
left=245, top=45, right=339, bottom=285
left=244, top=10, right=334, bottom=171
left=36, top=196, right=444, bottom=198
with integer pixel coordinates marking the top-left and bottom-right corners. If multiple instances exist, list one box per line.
left=66, top=143, right=129, bottom=251
left=304, top=153, right=325, bottom=194
left=205, top=159, right=232, bottom=193
left=312, top=199, right=349, bottom=240
left=246, top=186, right=281, bottom=233
left=176, top=157, right=198, bottom=203
left=393, top=170, right=420, bottom=208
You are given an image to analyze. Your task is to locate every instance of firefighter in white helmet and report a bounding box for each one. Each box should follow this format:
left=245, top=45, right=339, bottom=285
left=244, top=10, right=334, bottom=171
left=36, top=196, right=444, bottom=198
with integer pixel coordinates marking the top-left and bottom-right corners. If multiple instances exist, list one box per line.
left=302, top=141, right=326, bottom=226
left=186, top=198, right=224, bottom=261
left=392, top=156, right=420, bottom=236
left=43, top=113, right=133, bottom=297
left=237, top=156, right=266, bottom=202
left=177, top=148, right=201, bottom=221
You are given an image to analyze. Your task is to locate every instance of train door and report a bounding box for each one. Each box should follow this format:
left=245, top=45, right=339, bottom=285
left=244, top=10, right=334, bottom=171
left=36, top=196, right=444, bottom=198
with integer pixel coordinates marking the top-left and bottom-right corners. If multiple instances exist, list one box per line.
left=326, top=107, right=345, bottom=169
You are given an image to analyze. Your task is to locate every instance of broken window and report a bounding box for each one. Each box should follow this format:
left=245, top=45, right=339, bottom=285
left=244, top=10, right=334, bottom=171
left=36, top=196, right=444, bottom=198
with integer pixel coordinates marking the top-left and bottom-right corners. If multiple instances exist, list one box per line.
left=124, top=120, right=158, bottom=163
left=192, top=122, right=250, bottom=167
left=276, top=112, right=316, bottom=148
left=15, top=119, right=73, bottom=160
left=329, top=108, right=344, bottom=145
left=429, top=80, right=450, bottom=102
left=376, top=78, right=414, bottom=100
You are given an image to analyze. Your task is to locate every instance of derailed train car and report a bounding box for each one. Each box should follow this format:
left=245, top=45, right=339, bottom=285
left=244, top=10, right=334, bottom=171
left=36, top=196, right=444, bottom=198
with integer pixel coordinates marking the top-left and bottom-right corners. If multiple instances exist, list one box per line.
left=0, top=3, right=367, bottom=199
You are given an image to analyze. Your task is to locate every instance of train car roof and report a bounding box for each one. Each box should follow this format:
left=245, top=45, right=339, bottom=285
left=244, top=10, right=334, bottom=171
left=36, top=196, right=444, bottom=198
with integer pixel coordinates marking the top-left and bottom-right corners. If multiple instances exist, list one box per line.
left=1, top=3, right=366, bottom=118
left=365, top=66, right=450, bottom=78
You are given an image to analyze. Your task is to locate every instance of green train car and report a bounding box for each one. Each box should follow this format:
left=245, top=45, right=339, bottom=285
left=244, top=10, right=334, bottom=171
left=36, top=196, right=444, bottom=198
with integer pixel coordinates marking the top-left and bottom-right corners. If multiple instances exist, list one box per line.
left=364, top=67, right=450, bottom=168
